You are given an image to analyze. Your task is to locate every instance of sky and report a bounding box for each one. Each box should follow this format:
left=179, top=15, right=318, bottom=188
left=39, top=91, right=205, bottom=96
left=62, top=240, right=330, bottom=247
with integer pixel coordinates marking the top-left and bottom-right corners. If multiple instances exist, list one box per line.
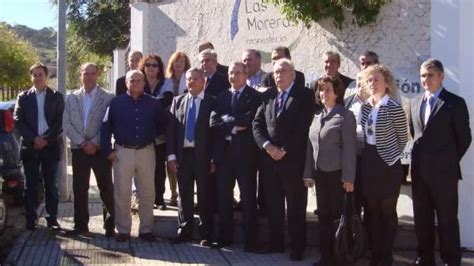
left=0, top=0, right=58, bottom=29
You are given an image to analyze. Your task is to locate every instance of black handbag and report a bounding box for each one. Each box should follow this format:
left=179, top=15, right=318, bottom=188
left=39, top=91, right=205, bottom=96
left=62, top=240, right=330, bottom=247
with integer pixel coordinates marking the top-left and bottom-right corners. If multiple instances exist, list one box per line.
left=334, top=192, right=365, bottom=263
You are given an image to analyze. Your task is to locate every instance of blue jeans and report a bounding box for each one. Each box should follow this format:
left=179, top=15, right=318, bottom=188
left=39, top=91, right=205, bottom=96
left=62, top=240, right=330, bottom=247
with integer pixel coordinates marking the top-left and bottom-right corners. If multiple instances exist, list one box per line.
left=23, top=150, right=59, bottom=224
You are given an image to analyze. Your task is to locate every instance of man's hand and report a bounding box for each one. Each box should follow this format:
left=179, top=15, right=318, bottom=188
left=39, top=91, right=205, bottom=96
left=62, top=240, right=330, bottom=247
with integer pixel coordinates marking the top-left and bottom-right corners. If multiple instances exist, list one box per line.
left=168, top=160, right=179, bottom=173
left=265, top=144, right=286, bottom=161
left=107, top=151, right=118, bottom=162
left=82, top=141, right=98, bottom=155
left=342, top=181, right=354, bottom=193
left=34, top=136, right=47, bottom=150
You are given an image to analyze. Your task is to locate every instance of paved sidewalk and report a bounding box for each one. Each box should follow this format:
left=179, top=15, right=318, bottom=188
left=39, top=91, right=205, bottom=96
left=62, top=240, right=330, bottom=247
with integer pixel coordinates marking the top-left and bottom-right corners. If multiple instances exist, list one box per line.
left=4, top=169, right=474, bottom=265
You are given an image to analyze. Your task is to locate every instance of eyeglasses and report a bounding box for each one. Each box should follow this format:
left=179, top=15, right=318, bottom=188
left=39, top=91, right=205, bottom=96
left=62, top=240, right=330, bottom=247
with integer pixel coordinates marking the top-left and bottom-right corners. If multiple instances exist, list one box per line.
left=367, top=113, right=374, bottom=136
left=145, top=63, right=159, bottom=68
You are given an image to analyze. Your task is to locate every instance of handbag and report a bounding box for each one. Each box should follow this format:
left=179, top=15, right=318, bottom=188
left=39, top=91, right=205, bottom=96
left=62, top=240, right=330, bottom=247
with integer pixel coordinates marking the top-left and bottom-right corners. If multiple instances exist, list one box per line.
left=334, top=192, right=365, bottom=263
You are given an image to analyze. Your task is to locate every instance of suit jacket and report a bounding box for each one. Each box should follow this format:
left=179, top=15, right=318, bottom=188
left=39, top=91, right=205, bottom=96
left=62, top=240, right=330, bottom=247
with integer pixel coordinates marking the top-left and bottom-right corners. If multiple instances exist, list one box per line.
left=63, top=87, right=114, bottom=148
left=262, top=71, right=306, bottom=89
left=205, top=72, right=231, bottom=97
left=14, top=87, right=65, bottom=160
left=303, top=105, right=357, bottom=182
left=167, top=93, right=217, bottom=172
left=252, top=84, right=314, bottom=169
left=210, top=86, right=261, bottom=164
left=409, top=88, right=472, bottom=180
left=115, top=76, right=127, bottom=96
left=217, top=64, right=229, bottom=79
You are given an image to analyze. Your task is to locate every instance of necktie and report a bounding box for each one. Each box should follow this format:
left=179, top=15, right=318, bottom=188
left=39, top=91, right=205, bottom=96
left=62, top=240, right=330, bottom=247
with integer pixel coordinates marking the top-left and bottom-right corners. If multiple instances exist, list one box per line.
left=186, top=97, right=196, bottom=142
left=276, top=90, right=287, bottom=116
left=231, top=90, right=240, bottom=114
left=423, top=94, right=434, bottom=126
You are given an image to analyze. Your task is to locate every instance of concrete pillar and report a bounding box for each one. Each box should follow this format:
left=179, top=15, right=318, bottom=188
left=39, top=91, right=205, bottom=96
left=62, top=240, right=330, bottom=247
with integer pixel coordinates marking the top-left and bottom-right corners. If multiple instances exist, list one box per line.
left=431, top=0, right=474, bottom=249
left=112, top=48, right=127, bottom=93
left=130, top=2, right=149, bottom=54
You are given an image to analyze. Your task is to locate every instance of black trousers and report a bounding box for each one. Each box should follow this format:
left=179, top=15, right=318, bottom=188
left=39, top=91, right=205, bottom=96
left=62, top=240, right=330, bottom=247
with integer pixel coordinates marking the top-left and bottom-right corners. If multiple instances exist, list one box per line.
left=154, top=144, right=167, bottom=205
left=216, top=141, right=257, bottom=246
left=176, top=148, right=213, bottom=240
left=71, top=149, right=114, bottom=231
left=314, top=168, right=345, bottom=264
left=412, top=174, right=461, bottom=266
left=23, top=149, right=59, bottom=224
left=262, top=156, right=307, bottom=253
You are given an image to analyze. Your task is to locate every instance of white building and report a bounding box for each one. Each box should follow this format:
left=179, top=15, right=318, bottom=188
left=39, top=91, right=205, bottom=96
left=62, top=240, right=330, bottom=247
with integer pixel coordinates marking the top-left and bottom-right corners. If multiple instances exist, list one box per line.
left=124, top=0, right=474, bottom=248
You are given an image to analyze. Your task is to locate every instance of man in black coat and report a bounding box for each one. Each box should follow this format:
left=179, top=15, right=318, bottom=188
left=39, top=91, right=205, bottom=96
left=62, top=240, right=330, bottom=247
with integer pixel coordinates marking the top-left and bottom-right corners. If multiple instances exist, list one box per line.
left=167, top=67, right=217, bottom=247
left=199, top=49, right=230, bottom=97
left=252, top=58, right=314, bottom=261
left=210, top=62, right=261, bottom=251
left=115, top=50, right=142, bottom=96
left=409, top=59, right=472, bottom=266
left=14, top=63, right=65, bottom=231
left=261, top=46, right=305, bottom=89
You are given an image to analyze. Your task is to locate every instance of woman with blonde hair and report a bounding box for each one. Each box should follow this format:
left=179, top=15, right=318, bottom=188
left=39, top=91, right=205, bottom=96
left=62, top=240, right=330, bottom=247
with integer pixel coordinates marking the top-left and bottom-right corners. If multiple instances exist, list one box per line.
left=165, top=51, right=191, bottom=96
left=359, top=64, right=408, bottom=266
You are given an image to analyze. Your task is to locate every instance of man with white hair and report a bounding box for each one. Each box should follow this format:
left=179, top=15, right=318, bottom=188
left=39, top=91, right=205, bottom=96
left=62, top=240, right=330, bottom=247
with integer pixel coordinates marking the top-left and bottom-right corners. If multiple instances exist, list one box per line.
left=101, top=70, right=168, bottom=242
left=253, top=58, right=314, bottom=261
left=198, top=49, right=230, bottom=97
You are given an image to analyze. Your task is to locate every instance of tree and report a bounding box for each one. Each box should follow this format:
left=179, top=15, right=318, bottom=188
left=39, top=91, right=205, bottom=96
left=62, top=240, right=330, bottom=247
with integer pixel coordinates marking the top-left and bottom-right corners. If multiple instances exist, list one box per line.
left=0, top=24, right=40, bottom=88
left=65, top=0, right=130, bottom=56
left=267, top=0, right=391, bottom=28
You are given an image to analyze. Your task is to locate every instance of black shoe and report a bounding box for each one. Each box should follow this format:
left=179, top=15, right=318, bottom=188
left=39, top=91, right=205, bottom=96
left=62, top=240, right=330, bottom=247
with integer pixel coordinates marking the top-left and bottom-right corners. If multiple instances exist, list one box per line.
left=244, top=243, right=262, bottom=253
left=26, top=222, right=37, bottom=230
left=65, top=228, right=89, bottom=236
left=169, top=197, right=178, bottom=207
left=139, top=233, right=155, bottom=242
left=172, top=235, right=192, bottom=244
left=159, top=204, right=167, bottom=210
left=210, top=240, right=232, bottom=249
left=290, top=251, right=304, bottom=261
left=199, top=239, right=211, bottom=247
left=46, top=218, right=61, bottom=231
left=259, top=244, right=285, bottom=254
left=411, top=256, right=435, bottom=266
left=313, top=209, right=319, bottom=215
left=116, top=233, right=131, bottom=242
left=105, top=228, right=116, bottom=237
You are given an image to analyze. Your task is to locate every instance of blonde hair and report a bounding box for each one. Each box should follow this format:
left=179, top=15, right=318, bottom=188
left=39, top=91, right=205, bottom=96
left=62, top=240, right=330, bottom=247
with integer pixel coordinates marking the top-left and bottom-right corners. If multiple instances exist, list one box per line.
left=361, top=64, right=399, bottom=100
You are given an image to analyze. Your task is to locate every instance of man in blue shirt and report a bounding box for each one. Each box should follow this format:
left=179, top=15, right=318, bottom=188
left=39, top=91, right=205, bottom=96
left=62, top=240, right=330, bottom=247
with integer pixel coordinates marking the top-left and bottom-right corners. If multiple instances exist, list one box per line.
left=101, top=70, right=168, bottom=242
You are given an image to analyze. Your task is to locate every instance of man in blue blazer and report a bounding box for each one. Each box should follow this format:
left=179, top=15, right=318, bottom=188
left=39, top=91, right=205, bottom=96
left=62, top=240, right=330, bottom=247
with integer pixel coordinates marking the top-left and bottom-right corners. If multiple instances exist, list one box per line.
left=14, top=63, right=65, bottom=230
left=409, top=59, right=472, bottom=266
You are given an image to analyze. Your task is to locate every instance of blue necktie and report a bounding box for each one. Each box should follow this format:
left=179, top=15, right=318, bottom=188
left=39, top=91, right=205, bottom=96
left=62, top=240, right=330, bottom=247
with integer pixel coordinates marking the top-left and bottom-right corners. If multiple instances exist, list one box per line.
left=186, top=97, right=196, bottom=142
left=232, top=90, right=240, bottom=115
left=276, top=90, right=286, bottom=116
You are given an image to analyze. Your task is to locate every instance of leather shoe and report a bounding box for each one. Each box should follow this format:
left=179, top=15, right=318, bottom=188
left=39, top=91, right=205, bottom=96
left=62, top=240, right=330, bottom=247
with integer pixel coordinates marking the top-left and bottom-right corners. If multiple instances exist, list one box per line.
left=46, top=218, right=61, bottom=231
left=259, top=244, right=285, bottom=254
left=172, top=235, right=192, bottom=244
left=116, top=233, right=131, bottom=242
left=199, top=239, right=211, bottom=247
left=105, top=228, right=116, bottom=237
left=26, top=219, right=37, bottom=230
left=411, top=256, right=435, bottom=266
left=65, top=228, right=89, bottom=236
left=210, top=240, right=232, bottom=249
left=290, top=251, right=304, bottom=261
left=139, top=233, right=155, bottom=242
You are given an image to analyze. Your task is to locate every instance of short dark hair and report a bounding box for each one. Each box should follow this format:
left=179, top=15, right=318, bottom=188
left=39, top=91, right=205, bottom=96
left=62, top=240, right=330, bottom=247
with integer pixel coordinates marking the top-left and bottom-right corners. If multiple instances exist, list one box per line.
left=198, top=42, right=215, bottom=52
left=314, top=76, right=345, bottom=105
left=421, top=59, right=444, bottom=73
left=244, top=49, right=261, bottom=60
left=273, top=46, right=291, bottom=59
left=361, top=50, right=379, bottom=63
left=29, top=63, right=49, bottom=76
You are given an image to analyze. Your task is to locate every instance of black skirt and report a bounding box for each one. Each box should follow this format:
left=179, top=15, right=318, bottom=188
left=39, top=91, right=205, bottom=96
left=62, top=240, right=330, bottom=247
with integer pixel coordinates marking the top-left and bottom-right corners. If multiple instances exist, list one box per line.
left=360, top=144, right=402, bottom=199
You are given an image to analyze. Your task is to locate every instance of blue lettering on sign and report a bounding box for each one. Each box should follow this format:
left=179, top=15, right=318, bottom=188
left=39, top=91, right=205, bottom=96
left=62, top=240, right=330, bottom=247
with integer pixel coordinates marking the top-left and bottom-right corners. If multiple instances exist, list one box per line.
left=230, top=0, right=241, bottom=40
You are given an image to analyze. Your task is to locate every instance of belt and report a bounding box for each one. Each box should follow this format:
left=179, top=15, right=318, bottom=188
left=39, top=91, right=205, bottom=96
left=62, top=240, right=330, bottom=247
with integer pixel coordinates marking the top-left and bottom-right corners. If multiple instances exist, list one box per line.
left=119, top=143, right=151, bottom=150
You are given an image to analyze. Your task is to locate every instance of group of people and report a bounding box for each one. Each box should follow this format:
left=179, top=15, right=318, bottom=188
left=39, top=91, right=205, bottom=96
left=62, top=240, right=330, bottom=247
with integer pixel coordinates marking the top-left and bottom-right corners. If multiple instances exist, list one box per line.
left=13, top=41, right=471, bottom=266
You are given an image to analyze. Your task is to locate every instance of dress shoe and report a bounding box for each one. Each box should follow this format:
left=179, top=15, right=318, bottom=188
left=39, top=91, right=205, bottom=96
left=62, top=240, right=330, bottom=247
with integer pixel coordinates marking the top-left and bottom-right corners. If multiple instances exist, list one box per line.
left=172, top=235, right=192, bottom=244
left=169, top=197, right=178, bottom=207
left=290, top=251, right=304, bottom=261
left=244, top=243, right=262, bottom=253
left=116, top=233, right=131, bottom=242
left=65, top=228, right=89, bottom=236
left=26, top=219, right=37, bottom=230
left=46, top=218, right=61, bottom=231
left=199, top=239, right=211, bottom=247
left=259, top=244, right=285, bottom=254
left=411, top=256, right=435, bottom=266
left=139, top=233, right=156, bottom=242
left=105, top=228, right=116, bottom=237
left=210, top=240, right=232, bottom=249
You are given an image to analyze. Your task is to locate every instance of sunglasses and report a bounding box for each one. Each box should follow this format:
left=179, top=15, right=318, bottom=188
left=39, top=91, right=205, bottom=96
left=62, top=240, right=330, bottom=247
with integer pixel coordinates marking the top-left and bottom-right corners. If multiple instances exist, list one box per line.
left=145, top=63, right=159, bottom=68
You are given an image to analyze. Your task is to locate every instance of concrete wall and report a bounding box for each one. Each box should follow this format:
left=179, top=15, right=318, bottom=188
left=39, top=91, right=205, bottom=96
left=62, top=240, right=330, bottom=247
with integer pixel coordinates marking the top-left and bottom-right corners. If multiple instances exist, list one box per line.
left=131, top=0, right=430, bottom=97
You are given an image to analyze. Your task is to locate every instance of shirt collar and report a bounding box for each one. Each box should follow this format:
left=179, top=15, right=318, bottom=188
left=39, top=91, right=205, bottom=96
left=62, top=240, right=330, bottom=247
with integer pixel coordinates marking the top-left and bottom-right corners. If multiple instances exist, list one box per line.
left=424, top=86, right=443, bottom=99
left=231, top=85, right=246, bottom=94
left=368, top=94, right=390, bottom=108
left=278, top=81, right=294, bottom=95
left=33, top=86, right=47, bottom=94
left=188, top=90, right=205, bottom=100
left=82, top=86, right=98, bottom=97
left=250, top=69, right=263, bottom=79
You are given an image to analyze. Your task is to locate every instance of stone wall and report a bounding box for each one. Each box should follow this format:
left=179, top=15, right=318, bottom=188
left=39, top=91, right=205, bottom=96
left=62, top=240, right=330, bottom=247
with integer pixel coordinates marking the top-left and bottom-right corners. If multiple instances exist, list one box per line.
left=131, top=0, right=430, bottom=97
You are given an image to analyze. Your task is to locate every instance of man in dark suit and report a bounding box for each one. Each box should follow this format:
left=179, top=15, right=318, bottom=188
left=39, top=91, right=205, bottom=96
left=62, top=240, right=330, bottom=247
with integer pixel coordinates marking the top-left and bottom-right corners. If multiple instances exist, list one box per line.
left=167, top=67, right=217, bottom=247
left=261, top=46, right=305, bottom=89
left=14, top=63, right=65, bottom=230
left=310, top=51, right=354, bottom=93
left=199, top=49, right=230, bottom=97
left=409, top=59, right=471, bottom=266
left=253, top=58, right=314, bottom=261
left=210, top=62, right=261, bottom=251
left=115, top=50, right=142, bottom=95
